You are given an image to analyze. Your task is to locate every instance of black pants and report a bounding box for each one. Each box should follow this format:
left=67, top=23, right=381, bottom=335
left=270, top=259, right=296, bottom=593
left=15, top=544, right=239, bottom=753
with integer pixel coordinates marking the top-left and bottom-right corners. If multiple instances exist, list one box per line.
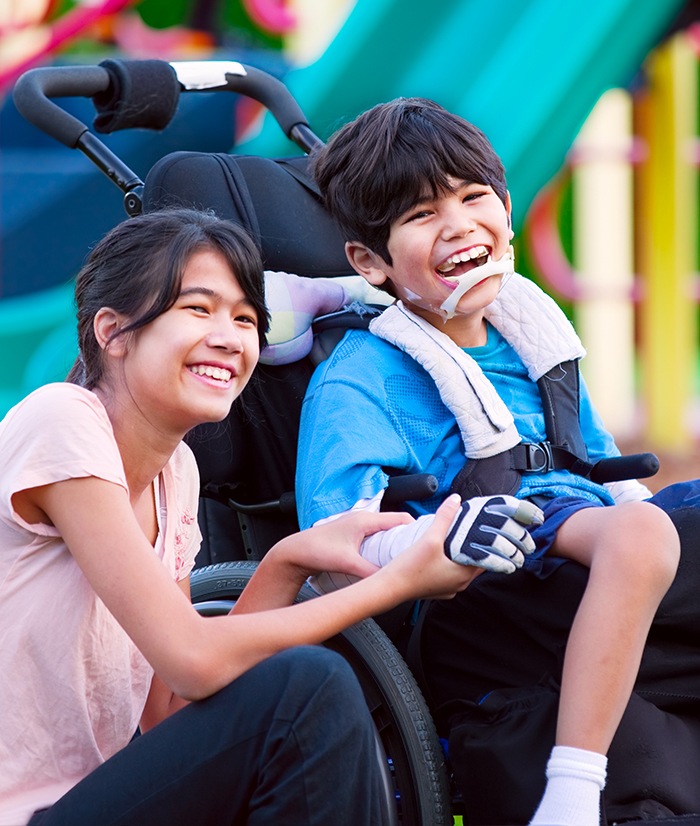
left=420, top=503, right=700, bottom=823
left=30, top=647, right=386, bottom=826
left=421, top=503, right=700, bottom=721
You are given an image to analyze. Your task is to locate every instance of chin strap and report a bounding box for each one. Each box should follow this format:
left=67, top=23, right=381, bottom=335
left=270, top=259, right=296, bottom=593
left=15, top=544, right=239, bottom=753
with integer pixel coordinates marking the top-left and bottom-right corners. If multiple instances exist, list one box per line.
left=439, top=245, right=515, bottom=320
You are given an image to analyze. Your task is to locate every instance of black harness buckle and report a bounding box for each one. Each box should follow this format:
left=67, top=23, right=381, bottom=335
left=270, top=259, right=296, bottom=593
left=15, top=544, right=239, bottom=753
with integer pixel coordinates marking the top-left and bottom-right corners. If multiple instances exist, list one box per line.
left=523, top=442, right=555, bottom=473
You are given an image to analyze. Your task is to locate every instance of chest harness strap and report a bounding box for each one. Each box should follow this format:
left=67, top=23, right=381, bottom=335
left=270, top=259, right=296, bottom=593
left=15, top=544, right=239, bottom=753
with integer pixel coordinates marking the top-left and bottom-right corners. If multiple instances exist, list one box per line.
left=449, top=360, right=596, bottom=499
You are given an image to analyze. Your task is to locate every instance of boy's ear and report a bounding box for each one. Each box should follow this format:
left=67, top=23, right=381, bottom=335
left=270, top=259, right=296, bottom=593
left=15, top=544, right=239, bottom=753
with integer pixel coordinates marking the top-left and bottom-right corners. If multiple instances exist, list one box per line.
left=505, top=191, right=514, bottom=238
left=345, top=241, right=389, bottom=287
left=94, top=307, right=129, bottom=356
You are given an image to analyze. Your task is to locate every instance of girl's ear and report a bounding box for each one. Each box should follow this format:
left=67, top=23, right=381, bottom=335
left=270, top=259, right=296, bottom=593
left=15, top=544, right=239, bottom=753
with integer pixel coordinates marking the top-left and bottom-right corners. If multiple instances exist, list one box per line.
left=94, top=308, right=129, bottom=357
left=345, top=241, right=389, bottom=287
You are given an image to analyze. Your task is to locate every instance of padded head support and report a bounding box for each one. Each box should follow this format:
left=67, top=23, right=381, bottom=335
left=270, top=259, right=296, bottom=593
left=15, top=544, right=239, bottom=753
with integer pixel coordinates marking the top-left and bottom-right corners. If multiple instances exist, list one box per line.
left=143, top=151, right=352, bottom=277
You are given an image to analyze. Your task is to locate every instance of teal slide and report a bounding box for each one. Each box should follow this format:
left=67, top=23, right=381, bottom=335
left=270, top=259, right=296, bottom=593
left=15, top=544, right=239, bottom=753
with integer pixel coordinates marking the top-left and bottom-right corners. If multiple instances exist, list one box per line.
left=0, top=0, right=685, bottom=416
left=244, top=0, right=684, bottom=227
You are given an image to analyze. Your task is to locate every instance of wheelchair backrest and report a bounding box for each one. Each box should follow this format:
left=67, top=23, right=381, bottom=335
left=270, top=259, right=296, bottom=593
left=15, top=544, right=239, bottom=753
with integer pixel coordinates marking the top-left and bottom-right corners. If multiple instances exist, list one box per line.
left=143, top=150, right=358, bottom=566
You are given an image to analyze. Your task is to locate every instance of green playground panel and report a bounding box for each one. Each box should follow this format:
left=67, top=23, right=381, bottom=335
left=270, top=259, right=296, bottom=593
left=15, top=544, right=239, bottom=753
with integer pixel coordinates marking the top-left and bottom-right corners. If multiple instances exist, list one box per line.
left=0, top=283, right=77, bottom=416
left=241, top=0, right=685, bottom=229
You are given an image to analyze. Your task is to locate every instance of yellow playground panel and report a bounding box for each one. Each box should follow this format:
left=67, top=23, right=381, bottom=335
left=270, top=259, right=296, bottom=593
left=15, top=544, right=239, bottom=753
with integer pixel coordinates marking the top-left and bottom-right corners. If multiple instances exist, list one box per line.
left=526, top=30, right=699, bottom=452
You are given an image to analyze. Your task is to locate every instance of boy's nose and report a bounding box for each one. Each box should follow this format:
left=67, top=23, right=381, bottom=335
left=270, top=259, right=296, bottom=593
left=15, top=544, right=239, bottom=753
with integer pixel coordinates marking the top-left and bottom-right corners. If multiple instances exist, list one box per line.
left=441, top=203, right=477, bottom=239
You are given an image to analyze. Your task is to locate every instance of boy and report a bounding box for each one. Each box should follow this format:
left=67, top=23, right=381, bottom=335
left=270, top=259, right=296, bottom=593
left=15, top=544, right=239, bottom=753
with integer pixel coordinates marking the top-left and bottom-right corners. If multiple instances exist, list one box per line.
left=295, top=98, right=681, bottom=825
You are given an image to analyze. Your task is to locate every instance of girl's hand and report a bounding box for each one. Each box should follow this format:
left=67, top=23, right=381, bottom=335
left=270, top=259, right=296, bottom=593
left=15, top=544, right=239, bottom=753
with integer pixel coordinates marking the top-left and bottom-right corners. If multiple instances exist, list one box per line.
left=382, top=495, right=484, bottom=601
left=276, top=509, right=415, bottom=581
left=236, top=509, right=414, bottom=613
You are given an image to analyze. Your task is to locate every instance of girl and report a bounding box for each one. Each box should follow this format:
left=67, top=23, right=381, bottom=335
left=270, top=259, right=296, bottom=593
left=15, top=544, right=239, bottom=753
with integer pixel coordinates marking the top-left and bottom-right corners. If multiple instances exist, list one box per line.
left=0, top=209, right=479, bottom=826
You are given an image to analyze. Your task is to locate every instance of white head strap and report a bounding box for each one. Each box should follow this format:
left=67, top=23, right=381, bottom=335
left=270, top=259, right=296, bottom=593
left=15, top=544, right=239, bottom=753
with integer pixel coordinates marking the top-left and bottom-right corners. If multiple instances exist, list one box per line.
left=439, top=246, right=515, bottom=320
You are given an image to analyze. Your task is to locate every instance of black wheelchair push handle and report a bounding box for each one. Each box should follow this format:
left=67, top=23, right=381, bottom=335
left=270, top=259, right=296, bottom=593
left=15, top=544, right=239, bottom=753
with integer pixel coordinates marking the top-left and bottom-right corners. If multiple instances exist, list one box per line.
left=13, top=59, right=322, bottom=215
left=13, top=60, right=319, bottom=152
left=13, top=64, right=111, bottom=148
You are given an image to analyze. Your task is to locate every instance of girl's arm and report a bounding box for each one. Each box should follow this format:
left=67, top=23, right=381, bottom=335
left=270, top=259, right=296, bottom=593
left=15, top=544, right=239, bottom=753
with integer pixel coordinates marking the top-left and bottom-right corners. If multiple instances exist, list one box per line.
left=29, top=477, right=476, bottom=703
left=139, top=577, right=192, bottom=732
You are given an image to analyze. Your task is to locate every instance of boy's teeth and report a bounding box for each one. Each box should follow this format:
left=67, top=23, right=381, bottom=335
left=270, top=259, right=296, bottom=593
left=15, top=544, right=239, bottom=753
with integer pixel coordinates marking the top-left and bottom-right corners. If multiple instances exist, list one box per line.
left=189, top=365, right=231, bottom=381
left=437, top=245, right=490, bottom=274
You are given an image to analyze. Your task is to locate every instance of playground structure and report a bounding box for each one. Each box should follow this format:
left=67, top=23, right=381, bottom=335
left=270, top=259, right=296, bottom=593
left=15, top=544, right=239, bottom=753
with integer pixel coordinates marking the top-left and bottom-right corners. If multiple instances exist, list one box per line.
left=1, top=0, right=698, bottom=454
left=526, top=29, right=700, bottom=452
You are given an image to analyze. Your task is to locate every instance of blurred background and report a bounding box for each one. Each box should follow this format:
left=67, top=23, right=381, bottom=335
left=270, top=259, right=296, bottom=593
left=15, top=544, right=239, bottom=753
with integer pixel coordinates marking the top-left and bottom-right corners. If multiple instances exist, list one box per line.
left=2, top=0, right=700, bottom=487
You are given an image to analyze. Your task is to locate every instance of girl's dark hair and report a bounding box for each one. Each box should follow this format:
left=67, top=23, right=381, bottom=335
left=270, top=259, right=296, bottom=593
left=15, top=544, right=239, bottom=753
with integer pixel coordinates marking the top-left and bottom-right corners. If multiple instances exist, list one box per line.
left=66, top=208, right=269, bottom=388
left=312, top=97, right=508, bottom=263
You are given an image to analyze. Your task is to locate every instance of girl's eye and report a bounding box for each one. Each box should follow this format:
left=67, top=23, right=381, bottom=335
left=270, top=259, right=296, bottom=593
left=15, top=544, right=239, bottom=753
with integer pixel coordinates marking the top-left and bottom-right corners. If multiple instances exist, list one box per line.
left=187, top=305, right=209, bottom=314
left=235, top=314, right=258, bottom=326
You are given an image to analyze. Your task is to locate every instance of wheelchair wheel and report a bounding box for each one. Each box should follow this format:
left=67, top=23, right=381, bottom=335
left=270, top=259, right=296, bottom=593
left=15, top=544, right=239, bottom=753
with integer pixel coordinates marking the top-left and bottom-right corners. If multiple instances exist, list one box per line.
left=190, top=561, right=453, bottom=826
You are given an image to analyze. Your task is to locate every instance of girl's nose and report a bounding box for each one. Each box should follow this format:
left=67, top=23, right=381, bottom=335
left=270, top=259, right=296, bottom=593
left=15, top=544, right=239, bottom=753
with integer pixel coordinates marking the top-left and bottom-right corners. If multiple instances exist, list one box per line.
left=207, top=320, right=244, bottom=353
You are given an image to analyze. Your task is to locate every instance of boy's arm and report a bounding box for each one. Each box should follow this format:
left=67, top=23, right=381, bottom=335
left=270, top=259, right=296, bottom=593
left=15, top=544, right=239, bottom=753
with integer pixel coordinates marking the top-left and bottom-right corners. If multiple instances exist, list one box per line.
left=579, top=377, right=652, bottom=502
left=295, top=346, right=412, bottom=529
left=311, top=492, right=543, bottom=591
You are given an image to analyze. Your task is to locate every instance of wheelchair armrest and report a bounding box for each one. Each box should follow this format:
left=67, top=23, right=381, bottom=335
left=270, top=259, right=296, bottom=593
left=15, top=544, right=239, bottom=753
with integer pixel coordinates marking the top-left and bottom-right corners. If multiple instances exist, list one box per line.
left=203, top=473, right=438, bottom=517
left=381, top=473, right=439, bottom=510
left=589, top=452, right=660, bottom=484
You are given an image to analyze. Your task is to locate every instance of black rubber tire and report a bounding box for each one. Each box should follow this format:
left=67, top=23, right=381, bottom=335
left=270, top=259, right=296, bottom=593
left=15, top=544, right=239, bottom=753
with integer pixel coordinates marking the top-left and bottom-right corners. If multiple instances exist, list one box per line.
left=190, top=561, right=453, bottom=826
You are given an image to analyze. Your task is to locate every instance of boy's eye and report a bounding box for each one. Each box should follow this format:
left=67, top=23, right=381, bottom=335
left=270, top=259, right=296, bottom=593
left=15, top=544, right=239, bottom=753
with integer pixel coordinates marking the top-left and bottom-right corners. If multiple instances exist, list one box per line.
left=404, top=208, right=432, bottom=222
left=463, top=190, right=486, bottom=202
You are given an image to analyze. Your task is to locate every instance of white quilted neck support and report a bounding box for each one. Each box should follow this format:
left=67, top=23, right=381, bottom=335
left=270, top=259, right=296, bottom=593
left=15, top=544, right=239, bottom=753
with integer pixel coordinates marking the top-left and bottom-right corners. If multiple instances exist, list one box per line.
left=484, top=273, right=585, bottom=381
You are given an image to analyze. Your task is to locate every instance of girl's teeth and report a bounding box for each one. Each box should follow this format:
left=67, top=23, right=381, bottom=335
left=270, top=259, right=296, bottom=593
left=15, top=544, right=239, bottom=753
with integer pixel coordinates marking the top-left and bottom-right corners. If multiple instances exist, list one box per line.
left=189, top=365, right=231, bottom=381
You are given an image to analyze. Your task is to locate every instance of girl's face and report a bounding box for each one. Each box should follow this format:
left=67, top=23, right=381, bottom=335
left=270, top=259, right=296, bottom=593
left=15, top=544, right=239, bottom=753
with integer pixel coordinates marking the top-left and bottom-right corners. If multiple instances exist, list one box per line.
left=112, top=248, right=260, bottom=436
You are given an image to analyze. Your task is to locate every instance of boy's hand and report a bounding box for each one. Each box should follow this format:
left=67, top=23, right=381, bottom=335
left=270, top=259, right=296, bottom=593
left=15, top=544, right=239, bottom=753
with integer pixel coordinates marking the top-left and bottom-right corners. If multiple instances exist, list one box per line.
left=445, top=495, right=544, bottom=574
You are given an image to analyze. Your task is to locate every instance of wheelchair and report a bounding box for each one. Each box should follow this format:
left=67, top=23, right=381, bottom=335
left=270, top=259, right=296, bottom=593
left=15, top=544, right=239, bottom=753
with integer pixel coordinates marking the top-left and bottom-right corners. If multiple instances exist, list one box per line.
left=14, top=57, right=700, bottom=825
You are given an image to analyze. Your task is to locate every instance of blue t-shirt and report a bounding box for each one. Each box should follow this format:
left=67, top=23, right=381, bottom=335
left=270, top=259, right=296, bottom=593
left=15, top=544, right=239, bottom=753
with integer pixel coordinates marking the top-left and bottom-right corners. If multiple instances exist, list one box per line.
left=296, top=322, right=618, bottom=529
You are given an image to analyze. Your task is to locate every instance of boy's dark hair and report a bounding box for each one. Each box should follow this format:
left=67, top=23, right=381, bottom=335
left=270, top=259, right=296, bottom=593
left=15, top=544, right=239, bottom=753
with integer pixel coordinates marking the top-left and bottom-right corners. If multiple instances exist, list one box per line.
left=312, top=97, right=508, bottom=264
left=66, top=208, right=269, bottom=389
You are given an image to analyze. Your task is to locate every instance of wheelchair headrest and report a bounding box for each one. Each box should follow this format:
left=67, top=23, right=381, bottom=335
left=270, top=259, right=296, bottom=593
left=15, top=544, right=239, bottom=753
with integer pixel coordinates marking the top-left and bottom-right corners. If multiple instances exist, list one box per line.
left=143, top=151, right=352, bottom=277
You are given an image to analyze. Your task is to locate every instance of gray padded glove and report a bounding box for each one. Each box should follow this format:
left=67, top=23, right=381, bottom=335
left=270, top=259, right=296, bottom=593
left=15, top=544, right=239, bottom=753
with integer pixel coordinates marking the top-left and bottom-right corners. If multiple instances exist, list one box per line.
left=445, top=495, right=544, bottom=574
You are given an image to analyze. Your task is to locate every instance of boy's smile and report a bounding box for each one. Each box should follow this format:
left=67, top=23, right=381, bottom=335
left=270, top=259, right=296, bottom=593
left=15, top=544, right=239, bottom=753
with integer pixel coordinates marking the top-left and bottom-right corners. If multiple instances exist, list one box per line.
left=436, top=243, right=491, bottom=276
left=346, top=179, right=513, bottom=346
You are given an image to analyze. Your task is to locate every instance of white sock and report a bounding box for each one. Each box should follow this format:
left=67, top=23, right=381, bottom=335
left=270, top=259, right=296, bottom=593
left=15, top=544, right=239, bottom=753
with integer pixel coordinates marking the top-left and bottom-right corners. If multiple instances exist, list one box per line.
left=529, top=745, right=607, bottom=826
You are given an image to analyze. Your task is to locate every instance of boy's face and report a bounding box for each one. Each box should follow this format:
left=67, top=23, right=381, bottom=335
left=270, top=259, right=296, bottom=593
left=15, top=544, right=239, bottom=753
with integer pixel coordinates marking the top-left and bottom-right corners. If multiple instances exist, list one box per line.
left=346, top=179, right=512, bottom=339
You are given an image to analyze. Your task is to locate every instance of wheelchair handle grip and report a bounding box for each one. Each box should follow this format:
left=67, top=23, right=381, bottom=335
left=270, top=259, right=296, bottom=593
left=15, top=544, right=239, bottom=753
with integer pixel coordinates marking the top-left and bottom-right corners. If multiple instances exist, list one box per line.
left=14, top=61, right=313, bottom=147
left=13, top=64, right=111, bottom=148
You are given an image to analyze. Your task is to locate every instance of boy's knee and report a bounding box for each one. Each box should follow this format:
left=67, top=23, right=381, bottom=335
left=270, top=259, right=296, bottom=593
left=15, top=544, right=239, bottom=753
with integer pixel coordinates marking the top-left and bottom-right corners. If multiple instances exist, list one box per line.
left=609, top=501, right=680, bottom=585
